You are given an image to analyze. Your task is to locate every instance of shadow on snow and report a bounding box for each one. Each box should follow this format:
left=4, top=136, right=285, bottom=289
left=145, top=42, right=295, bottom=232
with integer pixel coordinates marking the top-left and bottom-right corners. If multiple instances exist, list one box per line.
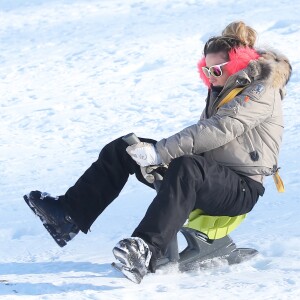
left=0, top=261, right=124, bottom=295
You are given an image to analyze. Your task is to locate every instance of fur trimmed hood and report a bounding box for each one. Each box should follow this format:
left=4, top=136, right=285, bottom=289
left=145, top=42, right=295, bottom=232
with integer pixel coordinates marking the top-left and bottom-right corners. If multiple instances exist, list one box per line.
left=198, top=47, right=292, bottom=90
left=246, top=49, right=292, bottom=89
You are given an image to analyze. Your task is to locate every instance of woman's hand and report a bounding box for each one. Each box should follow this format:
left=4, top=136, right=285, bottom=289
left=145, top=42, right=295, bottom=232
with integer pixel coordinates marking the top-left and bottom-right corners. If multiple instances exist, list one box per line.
left=126, top=142, right=162, bottom=167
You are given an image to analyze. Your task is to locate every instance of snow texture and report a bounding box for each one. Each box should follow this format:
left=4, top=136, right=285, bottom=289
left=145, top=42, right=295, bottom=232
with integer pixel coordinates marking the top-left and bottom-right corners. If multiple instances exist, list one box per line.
left=0, top=0, right=299, bottom=299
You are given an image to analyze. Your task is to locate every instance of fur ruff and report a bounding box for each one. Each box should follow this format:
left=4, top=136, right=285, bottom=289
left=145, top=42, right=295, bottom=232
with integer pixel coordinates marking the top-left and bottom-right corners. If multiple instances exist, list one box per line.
left=197, top=47, right=292, bottom=90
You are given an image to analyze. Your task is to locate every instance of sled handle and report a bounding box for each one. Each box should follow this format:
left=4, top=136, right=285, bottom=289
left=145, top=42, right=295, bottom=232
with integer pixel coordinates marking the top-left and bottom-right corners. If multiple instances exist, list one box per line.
left=122, top=132, right=141, bottom=146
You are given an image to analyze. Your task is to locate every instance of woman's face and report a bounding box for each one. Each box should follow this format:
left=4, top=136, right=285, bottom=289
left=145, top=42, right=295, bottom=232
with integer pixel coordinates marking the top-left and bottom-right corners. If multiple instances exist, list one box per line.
left=205, top=52, right=230, bottom=87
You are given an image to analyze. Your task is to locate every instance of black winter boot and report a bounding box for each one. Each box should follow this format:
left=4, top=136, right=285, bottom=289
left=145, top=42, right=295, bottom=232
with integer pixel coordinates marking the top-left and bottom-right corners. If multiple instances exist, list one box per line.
left=24, top=191, right=79, bottom=247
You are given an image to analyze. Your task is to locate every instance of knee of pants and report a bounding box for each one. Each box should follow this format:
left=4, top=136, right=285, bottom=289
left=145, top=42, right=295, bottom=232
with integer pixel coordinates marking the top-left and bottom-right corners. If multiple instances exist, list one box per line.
left=100, top=136, right=127, bottom=157
left=101, top=135, right=156, bottom=155
left=168, top=155, right=206, bottom=181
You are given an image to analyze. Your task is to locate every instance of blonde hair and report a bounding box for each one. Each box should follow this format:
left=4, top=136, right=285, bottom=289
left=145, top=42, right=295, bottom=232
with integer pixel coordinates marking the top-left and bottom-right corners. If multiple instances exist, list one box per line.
left=222, top=21, right=257, bottom=48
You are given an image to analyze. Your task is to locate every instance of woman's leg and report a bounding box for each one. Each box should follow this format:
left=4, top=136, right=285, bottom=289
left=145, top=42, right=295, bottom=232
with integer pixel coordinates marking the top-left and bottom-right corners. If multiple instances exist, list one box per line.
left=131, top=155, right=264, bottom=269
left=61, top=136, right=156, bottom=233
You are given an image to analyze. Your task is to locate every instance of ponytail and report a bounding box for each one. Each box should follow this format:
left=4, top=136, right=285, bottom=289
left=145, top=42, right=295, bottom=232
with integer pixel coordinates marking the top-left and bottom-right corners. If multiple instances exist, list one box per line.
left=222, top=21, right=257, bottom=48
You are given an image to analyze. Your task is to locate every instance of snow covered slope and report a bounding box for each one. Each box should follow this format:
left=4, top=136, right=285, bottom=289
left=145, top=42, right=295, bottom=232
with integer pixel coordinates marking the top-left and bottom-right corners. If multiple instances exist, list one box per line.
left=0, top=0, right=299, bottom=298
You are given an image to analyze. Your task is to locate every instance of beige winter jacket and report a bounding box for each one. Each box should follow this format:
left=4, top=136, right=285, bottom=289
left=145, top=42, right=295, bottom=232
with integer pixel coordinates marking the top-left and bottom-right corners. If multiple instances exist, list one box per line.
left=156, top=50, right=292, bottom=183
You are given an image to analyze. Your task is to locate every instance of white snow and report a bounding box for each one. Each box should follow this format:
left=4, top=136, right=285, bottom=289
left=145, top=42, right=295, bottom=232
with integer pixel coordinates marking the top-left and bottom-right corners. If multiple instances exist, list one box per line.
left=0, top=0, right=299, bottom=298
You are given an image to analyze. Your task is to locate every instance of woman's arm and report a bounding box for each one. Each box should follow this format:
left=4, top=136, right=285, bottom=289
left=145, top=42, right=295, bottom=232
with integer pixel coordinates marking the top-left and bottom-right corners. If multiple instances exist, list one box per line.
left=156, top=82, right=275, bottom=164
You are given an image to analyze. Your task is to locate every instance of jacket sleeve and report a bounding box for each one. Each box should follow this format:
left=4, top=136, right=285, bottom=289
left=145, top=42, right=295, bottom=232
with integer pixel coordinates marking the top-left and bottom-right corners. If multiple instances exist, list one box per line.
left=156, top=82, right=274, bottom=164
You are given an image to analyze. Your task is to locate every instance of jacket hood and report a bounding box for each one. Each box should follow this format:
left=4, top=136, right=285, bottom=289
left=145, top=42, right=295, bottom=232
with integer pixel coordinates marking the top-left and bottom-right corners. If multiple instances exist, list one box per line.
left=246, top=49, right=292, bottom=89
left=197, top=47, right=292, bottom=90
left=198, top=47, right=260, bottom=88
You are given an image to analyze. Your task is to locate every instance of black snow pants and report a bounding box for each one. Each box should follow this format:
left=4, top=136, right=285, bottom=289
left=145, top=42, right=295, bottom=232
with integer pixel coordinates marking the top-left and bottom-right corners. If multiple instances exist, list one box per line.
left=61, top=136, right=264, bottom=268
